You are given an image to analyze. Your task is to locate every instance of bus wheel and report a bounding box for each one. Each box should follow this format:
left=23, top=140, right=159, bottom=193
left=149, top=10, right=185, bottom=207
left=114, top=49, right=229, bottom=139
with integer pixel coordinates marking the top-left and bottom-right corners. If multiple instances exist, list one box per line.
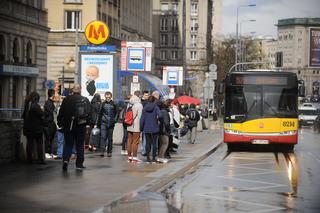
left=227, top=144, right=235, bottom=151
left=286, top=145, right=294, bottom=151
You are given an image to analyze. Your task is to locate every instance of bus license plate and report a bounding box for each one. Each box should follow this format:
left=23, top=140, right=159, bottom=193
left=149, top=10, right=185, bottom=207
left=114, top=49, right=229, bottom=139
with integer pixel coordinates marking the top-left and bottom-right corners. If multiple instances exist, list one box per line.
left=252, top=140, right=269, bottom=144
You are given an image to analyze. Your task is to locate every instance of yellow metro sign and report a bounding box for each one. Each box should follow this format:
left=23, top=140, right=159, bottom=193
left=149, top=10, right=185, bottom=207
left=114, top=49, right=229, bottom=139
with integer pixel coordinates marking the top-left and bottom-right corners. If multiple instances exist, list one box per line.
left=85, top=21, right=109, bottom=45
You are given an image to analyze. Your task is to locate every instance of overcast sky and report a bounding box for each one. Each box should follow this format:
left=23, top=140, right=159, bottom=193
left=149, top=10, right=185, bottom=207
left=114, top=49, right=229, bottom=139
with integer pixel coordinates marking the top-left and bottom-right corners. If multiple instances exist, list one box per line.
left=222, top=0, right=320, bottom=38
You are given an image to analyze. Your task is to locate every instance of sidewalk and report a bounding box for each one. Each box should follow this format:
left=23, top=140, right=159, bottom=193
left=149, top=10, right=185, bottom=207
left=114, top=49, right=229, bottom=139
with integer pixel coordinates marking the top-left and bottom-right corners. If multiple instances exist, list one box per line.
left=0, top=123, right=222, bottom=213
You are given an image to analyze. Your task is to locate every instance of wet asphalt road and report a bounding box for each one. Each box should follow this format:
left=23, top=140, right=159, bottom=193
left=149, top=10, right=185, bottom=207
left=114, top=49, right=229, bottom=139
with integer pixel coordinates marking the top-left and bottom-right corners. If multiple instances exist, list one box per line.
left=168, top=128, right=320, bottom=213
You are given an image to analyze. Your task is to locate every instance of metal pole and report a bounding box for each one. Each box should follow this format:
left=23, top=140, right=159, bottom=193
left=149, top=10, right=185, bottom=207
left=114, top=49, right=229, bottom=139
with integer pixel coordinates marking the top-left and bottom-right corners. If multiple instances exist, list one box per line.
left=235, top=7, right=239, bottom=70
left=75, top=14, right=79, bottom=84
left=62, top=66, right=64, bottom=94
left=182, top=0, right=187, bottom=94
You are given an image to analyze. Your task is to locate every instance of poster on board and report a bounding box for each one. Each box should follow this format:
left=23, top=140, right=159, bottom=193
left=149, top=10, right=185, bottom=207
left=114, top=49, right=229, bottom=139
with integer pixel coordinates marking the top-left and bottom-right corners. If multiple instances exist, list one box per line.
left=309, top=27, right=320, bottom=67
left=80, top=54, right=114, bottom=100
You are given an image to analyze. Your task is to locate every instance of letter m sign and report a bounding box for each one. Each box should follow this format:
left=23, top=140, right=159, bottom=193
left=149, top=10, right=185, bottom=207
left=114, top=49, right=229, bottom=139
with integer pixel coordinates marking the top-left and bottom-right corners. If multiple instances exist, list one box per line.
left=85, top=21, right=109, bottom=45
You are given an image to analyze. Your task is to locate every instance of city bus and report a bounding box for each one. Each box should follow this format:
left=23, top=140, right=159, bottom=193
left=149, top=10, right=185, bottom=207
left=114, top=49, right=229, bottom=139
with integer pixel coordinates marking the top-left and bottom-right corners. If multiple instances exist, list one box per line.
left=221, top=70, right=302, bottom=150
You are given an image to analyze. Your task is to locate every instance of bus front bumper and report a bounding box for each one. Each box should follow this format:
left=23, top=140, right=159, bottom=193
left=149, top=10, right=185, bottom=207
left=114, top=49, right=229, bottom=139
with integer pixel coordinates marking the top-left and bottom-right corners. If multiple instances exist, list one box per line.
left=224, top=131, right=298, bottom=144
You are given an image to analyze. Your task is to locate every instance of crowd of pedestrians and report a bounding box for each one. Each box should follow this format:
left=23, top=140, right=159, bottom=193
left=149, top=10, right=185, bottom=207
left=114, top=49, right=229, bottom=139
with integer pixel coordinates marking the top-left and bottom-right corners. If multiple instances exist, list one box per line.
left=22, top=85, right=205, bottom=171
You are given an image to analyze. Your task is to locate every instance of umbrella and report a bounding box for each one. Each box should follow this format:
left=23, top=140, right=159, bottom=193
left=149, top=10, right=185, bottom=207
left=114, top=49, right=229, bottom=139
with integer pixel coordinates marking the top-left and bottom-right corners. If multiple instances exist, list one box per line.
left=176, top=95, right=201, bottom=105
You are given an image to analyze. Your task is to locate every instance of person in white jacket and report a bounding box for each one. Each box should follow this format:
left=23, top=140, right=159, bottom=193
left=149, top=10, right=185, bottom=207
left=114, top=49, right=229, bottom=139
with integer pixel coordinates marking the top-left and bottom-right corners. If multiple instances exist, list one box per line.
left=127, top=95, right=143, bottom=163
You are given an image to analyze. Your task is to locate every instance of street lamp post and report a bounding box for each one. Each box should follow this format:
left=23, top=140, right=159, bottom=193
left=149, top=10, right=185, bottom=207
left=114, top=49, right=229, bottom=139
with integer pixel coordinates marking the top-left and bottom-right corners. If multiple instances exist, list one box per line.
left=235, top=4, right=256, bottom=70
left=239, top=20, right=256, bottom=69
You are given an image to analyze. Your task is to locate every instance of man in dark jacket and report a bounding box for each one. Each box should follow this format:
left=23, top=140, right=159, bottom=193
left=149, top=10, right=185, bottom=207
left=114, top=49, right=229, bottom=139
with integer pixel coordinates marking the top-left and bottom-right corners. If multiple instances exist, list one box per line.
left=57, top=84, right=91, bottom=171
left=43, top=89, right=57, bottom=158
left=96, top=91, right=118, bottom=157
left=185, top=104, right=200, bottom=144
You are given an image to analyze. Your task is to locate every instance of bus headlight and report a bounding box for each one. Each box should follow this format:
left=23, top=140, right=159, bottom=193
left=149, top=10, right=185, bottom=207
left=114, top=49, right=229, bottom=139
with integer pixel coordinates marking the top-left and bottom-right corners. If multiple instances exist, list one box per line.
left=280, top=130, right=297, bottom=136
left=225, top=129, right=242, bottom=135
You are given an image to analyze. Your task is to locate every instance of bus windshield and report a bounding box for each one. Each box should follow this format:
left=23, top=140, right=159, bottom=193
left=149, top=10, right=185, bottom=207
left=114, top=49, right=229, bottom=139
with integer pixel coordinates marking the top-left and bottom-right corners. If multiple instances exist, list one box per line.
left=225, top=85, right=297, bottom=121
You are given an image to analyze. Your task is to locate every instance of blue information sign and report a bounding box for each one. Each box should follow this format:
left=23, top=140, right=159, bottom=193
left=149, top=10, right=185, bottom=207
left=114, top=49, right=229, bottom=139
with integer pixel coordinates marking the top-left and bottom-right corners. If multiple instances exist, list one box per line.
left=127, top=48, right=145, bottom=71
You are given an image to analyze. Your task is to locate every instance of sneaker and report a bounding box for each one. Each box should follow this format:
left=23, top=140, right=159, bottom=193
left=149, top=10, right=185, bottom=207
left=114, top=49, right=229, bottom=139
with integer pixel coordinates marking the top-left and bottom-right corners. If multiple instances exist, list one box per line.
left=100, top=153, right=105, bottom=157
left=54, top=156, right=62, bottom=160
left=45, top=153, right=52, bottom=159
left=127, top=156, right=133, bottom=163
left=70, top=154, right=76, bottom=160
left=62, top=161, right=68, bottom=171
left=76, top=165, right=86, bottom=171
left=124, top=150, right=128, bottom=155
left=132, top=157, right=142, bottom=163
left=107, top=153, right=112, bottom=157
left=121, top=150, right=126, bottom=156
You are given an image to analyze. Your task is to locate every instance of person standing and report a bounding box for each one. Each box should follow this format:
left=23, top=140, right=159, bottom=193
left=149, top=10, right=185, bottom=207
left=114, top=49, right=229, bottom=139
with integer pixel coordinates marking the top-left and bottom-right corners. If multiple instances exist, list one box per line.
left=96, top=91, right=118, bottom=157
left=120, top=94, right=131, bottom=155
left=140, top=95, right=161, bottom=163
left=140, top=90, right=149, bottom=156
left=158, top=100, right=171, bottom=163
left=185, top=104, right=200, bottom=144
left=22, top=92, right=45, bottom=164
left=126, top=94, right=143, bottom=163
left=57, top=84, right=91, bottom=171
left=88, top=93, right=102, bottom=151
left=43, top=89, right=57, bottom=159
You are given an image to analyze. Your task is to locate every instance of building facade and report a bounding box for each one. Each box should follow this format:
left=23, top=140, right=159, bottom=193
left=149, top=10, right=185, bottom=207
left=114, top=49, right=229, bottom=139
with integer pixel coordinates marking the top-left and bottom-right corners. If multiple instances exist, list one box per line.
left=0, top=0, right=49, bottom=110
left=153, top=0, right=221, bottom=98
left=45, top=0, right=153, bottom=97
left=276, top=18, right=320, bottom=95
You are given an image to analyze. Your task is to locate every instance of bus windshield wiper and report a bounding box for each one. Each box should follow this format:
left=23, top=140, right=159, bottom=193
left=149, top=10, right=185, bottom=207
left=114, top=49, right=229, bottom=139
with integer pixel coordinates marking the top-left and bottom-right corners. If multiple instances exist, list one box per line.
left=264, top=101, right=280, bottom=117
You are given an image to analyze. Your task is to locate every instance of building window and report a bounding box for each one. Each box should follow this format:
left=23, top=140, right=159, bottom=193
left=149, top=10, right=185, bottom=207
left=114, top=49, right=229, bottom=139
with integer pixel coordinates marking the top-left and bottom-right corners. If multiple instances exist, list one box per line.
left=161, top=3, right=169, bottom=12
left=0, top=35, right=5, bottom=62
left=160, top=50, right=167, bottom=60
left=298, top=58, right=301, bottom=64
left=13, top=38, right=20, bottom=63
left=172, top=34, right=178, bottom=46
left=171, top=50, right=178, bottom=60
left=160, top=34, right=168, bottom=46
left=64, top=0, right=82, bottom=3
left=298, top=70, right=301, bottom=75
left=65, top=11, right=81, bottom=30
left=191, top=19, right=198, bottom=32
left=172, top=2, right=178, bottom=14
left=191, top=34, right=197, bottom=47
left=191, top=51, right=197, bottom=60
left=160, top=18, right=168, bottom=31
left=26, top=41, right=33, bottom=65
left=191, top=2, right=198, bottom=15
left=172, top=19, right=178, bottom=30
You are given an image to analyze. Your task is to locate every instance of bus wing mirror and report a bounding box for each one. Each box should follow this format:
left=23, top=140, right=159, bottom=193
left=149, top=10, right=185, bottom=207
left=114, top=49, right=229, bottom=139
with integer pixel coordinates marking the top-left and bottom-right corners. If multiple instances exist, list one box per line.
left=218, top=82, right=224, bottom=94
left=298, top=85, right=305, bottom=97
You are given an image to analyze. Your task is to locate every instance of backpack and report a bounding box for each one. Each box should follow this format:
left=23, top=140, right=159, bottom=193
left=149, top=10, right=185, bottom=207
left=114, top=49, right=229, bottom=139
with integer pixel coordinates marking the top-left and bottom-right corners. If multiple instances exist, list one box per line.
left=74, top=97, right=90, bottom=125
left=124, top=104, right=134, bottom=126
left=190, top=110, right=197, bottom=120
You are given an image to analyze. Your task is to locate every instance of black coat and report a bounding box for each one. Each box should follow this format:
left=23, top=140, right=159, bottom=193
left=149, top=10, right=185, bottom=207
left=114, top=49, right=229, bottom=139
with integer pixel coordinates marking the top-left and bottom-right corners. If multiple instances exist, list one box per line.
left=97, top=100, right=118, bottom=128
left=186, top=108, right=200, bottom=128
left=43, top=99, right=55, bottom=127
left=90, top=96, right=101, bottom=125
left=22, top=101, right=44, bottom=137
left=57, top=93, right=91, bottom=131
left=159, top=108, right=171, bottom=136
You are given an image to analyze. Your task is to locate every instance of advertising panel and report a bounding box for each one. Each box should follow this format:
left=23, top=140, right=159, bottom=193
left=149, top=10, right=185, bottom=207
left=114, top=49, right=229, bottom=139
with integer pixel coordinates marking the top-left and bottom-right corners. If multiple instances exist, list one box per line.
left=121, top=41, right=152, bottom=71
left=309, top=27, right=320, bottom=67
left=162, top=66, right=183, bottom=86
left=80, top=54, right=114, bottom=100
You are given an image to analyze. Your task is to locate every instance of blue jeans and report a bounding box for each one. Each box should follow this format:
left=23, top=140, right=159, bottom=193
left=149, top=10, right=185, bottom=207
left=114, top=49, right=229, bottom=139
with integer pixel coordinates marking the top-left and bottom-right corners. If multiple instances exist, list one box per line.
left=122, top=124, right=128, bottom=151
left=100, top=125, right=114, bottom=153
left=63, top=125, right=86, bottom=167
left=145, top=133, right=159, bottom=160
left=56, top=130, right=64, bottom=158
left=141, top=133, right=147, bottom=155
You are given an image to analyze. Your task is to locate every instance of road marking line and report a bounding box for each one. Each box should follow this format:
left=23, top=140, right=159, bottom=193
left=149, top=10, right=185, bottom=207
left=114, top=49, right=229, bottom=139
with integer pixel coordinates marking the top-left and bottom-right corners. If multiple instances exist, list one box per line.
left=217, top=171, right=281, bottom=177
left=197, top=193, right=286, bottom=212
left=217, top=176, right=287, bottom=187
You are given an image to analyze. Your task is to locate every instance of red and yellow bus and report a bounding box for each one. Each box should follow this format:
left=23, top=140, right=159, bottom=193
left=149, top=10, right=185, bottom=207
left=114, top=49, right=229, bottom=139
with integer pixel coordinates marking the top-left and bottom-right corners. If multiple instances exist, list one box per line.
left=222, top=71, right=302, bottom=150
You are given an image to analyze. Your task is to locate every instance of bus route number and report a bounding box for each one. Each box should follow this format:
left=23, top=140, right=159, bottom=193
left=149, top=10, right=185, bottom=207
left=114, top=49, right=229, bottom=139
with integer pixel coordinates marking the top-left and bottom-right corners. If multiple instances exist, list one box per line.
left=283, top=121, right=295, bottom=127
